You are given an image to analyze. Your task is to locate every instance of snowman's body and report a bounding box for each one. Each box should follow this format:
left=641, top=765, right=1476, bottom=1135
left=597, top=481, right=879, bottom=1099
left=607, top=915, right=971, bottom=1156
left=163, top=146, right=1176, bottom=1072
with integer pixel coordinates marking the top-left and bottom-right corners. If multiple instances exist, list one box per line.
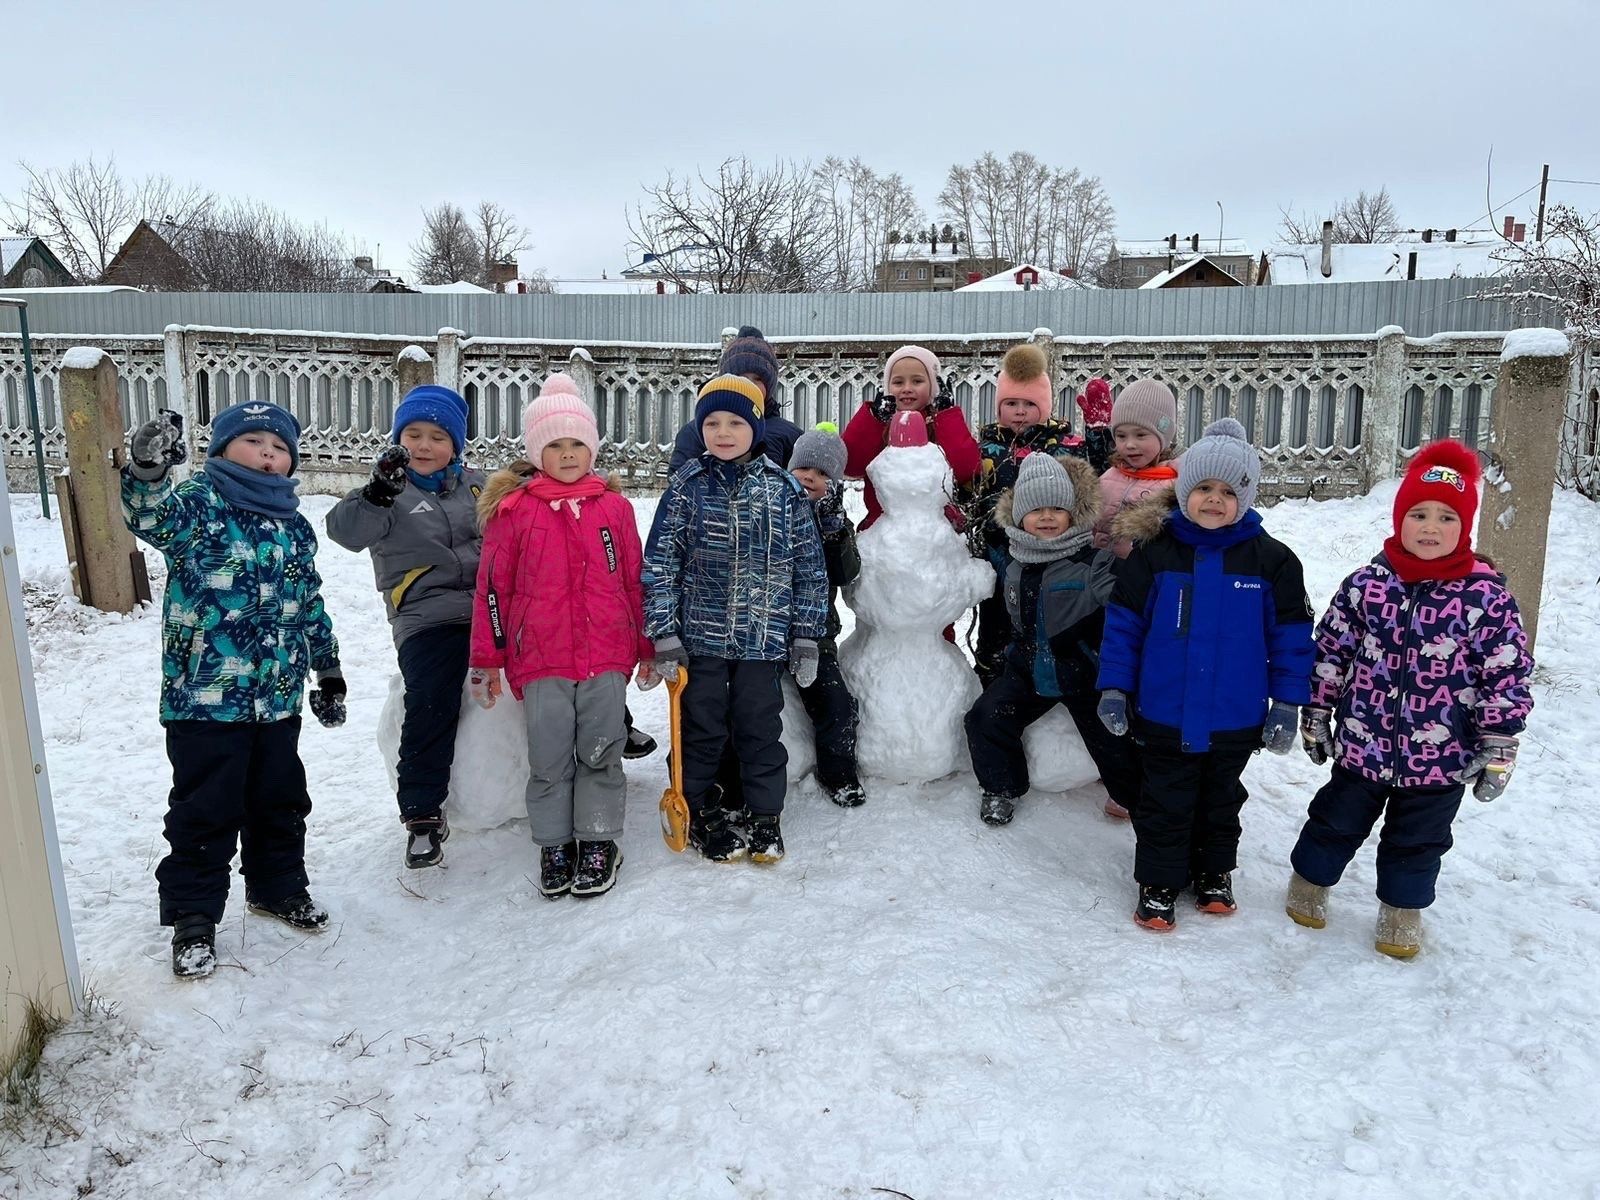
left=839, top=421, right=994, bottom=785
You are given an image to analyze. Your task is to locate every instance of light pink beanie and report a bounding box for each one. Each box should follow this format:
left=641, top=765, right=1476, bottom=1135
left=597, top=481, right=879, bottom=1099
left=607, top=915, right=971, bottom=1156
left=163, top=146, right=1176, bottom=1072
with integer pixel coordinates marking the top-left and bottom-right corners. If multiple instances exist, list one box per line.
left=522, top=373, right=599, bottom=462
left=883, top=345, right=942, bottom=399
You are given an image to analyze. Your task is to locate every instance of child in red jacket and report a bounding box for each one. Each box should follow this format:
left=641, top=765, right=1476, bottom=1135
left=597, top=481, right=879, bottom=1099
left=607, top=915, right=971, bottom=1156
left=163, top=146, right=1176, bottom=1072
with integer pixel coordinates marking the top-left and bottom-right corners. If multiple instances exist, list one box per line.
left=469, top=373, right=651, bottom=900
left=842, top=345, right=981, bottom=530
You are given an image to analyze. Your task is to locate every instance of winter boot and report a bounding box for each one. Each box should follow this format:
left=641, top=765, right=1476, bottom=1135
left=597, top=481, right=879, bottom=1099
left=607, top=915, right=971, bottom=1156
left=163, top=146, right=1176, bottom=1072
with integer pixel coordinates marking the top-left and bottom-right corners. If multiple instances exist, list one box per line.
left=572, top=841, right=622, bottom=897
left=689, top=807, right=748, bottom=863
left=827, top=781, right=866, bottom=808
left=538, top=840, right=578, bottom=898
left=404, top=812, right=450, bottom=870
left=1193, top=872, right=1237, bottom=915
left=1375, top=902, right=1423, bottom=959
left=623, top=724, right=658, bottom=760
left=1285, top=872, right=1330, bottom=929
left=1103, top=797, right=1131, bottom=820
left=171, top=914, right=217, bottom=980
left=747, top=815, right=785, bottom=864
left=980, top=792, right=1015, bottom=827
left=1134, top=885, right=1179, bottom=932
left=247, top=889, right=329, bottom=931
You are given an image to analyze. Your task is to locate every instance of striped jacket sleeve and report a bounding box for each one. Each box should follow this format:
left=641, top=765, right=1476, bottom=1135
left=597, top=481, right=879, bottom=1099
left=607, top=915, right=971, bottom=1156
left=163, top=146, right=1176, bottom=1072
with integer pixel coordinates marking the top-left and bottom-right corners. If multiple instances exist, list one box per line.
left=641, top=482, right=690, bottom=642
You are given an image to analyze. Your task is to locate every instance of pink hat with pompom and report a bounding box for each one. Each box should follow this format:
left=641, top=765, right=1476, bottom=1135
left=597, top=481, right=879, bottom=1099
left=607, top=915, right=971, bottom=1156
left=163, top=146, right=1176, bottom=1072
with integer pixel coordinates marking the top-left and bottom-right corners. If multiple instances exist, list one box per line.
left=522, top=373, right=599, bottom=462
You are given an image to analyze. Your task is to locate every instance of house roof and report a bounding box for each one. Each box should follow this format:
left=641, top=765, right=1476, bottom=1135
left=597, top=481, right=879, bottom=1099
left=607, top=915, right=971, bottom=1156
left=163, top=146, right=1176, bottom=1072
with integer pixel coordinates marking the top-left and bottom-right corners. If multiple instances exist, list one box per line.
left=882, top=243, right=974, bottom=262
left=1138, top=255, right=1247, bottom=289
left=1263, top=235, right=1508, bottom=284
left=412, top=281, right=491, bottom=294
left=1, top=234, right=73, bottom=281
left=1116, top=238, right=1252, bottom=259
left=956, top=263, right=1095, bottom=292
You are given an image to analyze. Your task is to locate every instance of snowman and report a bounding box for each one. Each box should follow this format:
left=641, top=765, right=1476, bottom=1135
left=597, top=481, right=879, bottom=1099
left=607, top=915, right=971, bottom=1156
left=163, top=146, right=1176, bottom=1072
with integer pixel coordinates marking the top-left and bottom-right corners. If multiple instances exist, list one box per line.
left=839, top=412, right=995, bottom=784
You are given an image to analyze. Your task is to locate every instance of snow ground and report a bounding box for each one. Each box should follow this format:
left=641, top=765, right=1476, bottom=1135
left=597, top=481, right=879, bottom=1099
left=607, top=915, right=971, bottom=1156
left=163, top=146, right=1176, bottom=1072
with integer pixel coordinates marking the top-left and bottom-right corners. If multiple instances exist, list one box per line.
left=3, top=483, right=1599, bottom=1200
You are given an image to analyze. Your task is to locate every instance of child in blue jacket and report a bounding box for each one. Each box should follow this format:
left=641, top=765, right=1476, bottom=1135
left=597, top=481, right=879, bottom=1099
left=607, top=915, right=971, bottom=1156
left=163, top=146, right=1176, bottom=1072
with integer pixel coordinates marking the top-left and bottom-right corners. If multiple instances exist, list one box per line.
left=640, top=376, right=829, bottom=865
left=1096, top=418, right=1313, bottom=931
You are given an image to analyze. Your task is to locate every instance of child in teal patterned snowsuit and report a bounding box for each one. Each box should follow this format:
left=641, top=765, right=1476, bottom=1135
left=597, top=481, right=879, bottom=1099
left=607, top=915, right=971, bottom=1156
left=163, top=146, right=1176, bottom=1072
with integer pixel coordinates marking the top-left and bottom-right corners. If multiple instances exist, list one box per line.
left=122, top=401, right=343, bottom=979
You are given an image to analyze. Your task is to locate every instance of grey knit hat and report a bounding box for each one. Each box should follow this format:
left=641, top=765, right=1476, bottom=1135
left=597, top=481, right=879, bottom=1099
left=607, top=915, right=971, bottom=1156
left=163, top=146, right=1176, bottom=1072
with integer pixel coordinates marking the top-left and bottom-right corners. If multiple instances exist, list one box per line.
left=790, top=424, right=848, bottom=482
left=1110, top=378, right=1179, bottom=451
left=1176, top=417, right=1260, bottom=518
left=1012, top=451, right=1077, bottom=522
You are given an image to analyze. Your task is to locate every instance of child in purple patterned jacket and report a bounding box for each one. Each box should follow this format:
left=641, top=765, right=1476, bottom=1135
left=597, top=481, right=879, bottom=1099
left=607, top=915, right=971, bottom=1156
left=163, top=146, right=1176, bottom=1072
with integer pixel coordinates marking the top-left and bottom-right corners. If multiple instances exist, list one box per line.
left=1285, top=440, right=1534, bottom=958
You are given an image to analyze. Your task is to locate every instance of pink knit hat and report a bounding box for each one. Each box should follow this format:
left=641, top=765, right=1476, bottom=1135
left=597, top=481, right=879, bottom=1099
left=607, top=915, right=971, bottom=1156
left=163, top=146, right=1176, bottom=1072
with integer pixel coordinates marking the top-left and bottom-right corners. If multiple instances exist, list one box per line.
left=995, top=343, right=1052, bottom=424
left=883, top=345, right=942, bottom=399
left=522, top=373, right=599, bottom=462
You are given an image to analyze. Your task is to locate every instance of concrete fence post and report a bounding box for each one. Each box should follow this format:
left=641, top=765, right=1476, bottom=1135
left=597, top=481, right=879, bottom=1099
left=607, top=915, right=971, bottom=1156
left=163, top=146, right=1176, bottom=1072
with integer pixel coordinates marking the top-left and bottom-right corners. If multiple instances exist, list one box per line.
left=162, top=324, right=199, bottom=460
left=1477, top=329, right=1571, bottom=653
left=57, top=349, right=148, bottom=614
left=435, top=328, right=463, bottom=394
left=1363, top=324, right=1407, bottom=488
left=396, top=345, right=435, bottom=397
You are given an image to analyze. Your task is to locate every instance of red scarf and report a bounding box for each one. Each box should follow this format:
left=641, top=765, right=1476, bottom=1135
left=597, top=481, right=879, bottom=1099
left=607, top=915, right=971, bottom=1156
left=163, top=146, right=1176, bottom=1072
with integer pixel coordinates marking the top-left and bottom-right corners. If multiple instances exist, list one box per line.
left=507, top=471, right=608, bottom=517
left=1382, top=534, right=1478, bottom=583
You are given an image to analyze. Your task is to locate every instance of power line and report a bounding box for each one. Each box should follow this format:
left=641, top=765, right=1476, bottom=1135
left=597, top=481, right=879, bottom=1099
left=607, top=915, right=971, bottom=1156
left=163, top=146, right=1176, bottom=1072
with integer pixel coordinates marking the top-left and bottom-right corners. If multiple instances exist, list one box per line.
left=1454, top=180, right=1540, bottom=234
left=1551, top=178, right=1600, bottom=186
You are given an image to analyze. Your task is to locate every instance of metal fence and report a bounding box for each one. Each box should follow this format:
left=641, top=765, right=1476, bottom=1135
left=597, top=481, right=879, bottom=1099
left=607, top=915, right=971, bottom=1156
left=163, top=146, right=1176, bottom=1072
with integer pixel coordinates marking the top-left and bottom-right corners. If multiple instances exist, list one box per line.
left=3, top=322, right=1526, bottom=504
left=0, top=277, right=1560, bottom=341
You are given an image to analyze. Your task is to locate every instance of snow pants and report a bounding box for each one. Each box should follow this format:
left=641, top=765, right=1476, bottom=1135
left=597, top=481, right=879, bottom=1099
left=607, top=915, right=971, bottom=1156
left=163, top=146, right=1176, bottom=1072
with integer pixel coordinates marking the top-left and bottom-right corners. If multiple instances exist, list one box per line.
left=395, top=622, right=471, bottom=823
left=683, top=657, right=787, bottom=818
left=713, top=651, right=859, bottom=806
left=1290, top=765, right=1466, bottom=909
left=157, top=717, right=312, bottom=925
left=522, top=672, right=628, bottom=847
left=964, top=667, right=1142, bottom=809
left=1132, top=738, right=1255, bottom=889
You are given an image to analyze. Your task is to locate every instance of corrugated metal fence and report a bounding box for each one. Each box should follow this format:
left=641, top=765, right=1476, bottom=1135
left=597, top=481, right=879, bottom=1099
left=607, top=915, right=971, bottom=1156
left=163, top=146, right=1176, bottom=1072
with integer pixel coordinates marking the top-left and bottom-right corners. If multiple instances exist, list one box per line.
left=0, top=278, right=1557, bottom=341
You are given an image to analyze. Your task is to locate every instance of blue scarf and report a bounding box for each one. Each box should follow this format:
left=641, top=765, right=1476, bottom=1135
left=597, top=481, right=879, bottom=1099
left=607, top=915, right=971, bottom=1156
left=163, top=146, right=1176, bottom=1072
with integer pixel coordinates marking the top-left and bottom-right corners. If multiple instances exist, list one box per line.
left=405, top=461, right=464, bottom=494
left=1168, top=507, right=1262, bottom=549
left=203, top=459, right=301, bottom=518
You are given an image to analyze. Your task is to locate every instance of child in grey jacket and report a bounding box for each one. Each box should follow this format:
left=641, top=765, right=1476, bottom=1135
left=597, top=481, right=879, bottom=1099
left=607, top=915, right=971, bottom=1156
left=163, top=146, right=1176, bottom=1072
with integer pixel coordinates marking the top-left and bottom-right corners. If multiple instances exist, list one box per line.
left=326, top=385, right=484, bottom=869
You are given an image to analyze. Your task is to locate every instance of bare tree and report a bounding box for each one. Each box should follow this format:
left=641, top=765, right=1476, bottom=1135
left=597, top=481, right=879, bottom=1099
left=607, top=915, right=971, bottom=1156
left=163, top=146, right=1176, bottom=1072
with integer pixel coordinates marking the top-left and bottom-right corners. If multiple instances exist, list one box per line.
left=1278, top=186, right=1400, bottom=244
left=474, top=200, right=528, bottom=286
left=937, top=151, right=1115, bottom=275
left=410, top=203, right=481, bottom=285
left=176, top=200, right=363, bottom=292
left=813, top=156, right=926, bottom=290
left=627, top=157, right=838, bottom=293
left=1, top=155, right=212, bottom=281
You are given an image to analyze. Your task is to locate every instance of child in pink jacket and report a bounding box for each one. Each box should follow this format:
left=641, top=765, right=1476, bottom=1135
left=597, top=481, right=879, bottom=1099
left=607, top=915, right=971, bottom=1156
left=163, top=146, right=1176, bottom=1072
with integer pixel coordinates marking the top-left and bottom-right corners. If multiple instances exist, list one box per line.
left=1092, top=378, right=1181, bottom=559
left=469, top=373, right=651, bottom=900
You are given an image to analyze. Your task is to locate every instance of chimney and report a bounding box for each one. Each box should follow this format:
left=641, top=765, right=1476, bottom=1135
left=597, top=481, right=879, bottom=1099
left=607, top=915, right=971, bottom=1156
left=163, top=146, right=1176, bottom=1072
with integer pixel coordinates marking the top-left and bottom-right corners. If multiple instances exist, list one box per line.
left=655, top=280, right=665, bottom=295
left=1407, top=251, right=1418, bottom=280
left=1167, top=234, right=1177, bottom=250
left=1503, top=215, right=1516, bottom=239
left=1445, top=228, right=1457, bottom=243
left=1190, top=234, right=1200, bottom=253
left=1422, top=229, right=1433, bottom=243
left=1514, top=223, right=1527, bottom=242
left=353, top=255, right=374, bottom=273
left=1320, top=220, right=1334, bottom=278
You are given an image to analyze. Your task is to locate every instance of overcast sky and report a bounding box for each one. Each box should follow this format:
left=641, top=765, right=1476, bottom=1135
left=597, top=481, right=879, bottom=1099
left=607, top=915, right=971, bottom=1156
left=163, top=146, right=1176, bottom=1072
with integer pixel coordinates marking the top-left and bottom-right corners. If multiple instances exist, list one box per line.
left=8, top=0, right=1598, bottom=280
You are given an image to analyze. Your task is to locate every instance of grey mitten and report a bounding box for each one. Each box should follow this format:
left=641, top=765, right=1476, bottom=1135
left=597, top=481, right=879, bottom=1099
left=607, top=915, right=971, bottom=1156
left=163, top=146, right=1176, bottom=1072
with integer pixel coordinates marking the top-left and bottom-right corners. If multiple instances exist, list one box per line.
left=1462, top=733, right=1519, bottom=802
left=652, top=635, right=688, bottom=683
left=129, top=410, right=187, bottom=481
left=1262, top=701, right=1299, bottom=755
left=1097, top=690, right=1129, bottom=737
left=789, top=638, right=819, bottom=689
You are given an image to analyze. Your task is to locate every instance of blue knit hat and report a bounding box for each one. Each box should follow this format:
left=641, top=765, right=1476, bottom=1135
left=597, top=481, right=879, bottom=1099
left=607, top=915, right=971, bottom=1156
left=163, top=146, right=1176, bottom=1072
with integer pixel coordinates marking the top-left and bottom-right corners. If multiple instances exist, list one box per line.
left=719, top=326, right=780, bottom=403
left=208, top=401, right=301, bottom=474
left=393, top=385, right=468, bottom=457
left=695, top=375, right=766, bottom=448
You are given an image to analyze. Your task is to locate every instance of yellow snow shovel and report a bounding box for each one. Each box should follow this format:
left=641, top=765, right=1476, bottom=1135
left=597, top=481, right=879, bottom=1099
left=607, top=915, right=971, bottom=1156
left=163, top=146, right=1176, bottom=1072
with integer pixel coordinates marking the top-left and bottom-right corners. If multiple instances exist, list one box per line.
left=659, top=666, right=690, bottom=852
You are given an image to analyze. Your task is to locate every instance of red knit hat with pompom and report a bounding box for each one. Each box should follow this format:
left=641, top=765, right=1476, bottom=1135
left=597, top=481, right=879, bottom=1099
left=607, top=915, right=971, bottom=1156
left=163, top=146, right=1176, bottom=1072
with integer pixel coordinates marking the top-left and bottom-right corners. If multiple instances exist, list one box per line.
left=1393, top=440, right=1481, bottom=538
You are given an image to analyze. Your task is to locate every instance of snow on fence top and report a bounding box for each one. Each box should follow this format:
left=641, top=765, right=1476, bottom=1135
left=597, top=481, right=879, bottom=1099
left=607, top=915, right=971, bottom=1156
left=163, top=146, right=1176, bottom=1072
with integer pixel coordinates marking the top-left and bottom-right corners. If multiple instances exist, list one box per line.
left=59, top=346, right=109, bottom=371
left=1500, top=328, right=1570, bottom=361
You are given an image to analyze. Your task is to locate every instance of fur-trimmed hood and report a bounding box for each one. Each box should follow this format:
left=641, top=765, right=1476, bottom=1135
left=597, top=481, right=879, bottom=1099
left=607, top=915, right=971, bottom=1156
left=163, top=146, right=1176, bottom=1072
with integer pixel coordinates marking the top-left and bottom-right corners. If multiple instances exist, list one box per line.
left=478, top=462, right=623, bottom=529
left=993, top=452, right=1103, bottom=535
left=1112, top=488, right=1179, bottom=547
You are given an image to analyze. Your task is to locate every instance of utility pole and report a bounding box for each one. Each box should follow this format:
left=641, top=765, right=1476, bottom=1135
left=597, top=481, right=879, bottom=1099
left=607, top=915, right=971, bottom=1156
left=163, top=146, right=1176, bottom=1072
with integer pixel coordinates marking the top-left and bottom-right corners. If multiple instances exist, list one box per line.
left=1535, top=164, right=1550, bottom=242
left=1216, top=201, right=1224, bottom=253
